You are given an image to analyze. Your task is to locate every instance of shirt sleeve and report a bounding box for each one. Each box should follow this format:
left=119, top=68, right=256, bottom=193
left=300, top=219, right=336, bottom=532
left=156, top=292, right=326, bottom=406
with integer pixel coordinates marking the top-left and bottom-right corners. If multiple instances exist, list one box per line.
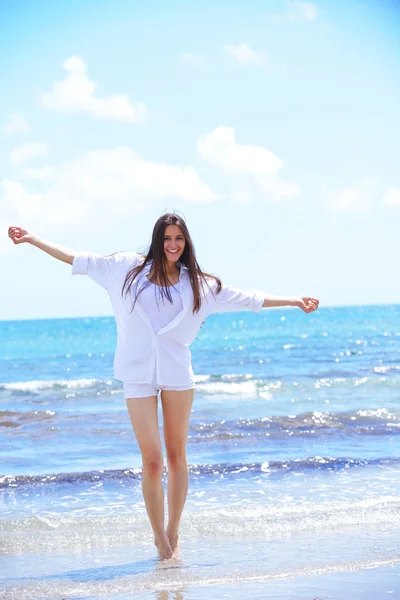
left=210, top=283, right=265, bottom=314
left=71, top=252, right=141, bottom=290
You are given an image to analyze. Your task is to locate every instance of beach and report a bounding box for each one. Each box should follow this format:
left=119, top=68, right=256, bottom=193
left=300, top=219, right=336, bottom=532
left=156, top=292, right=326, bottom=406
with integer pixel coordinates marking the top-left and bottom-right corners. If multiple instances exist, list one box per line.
left=1, top=304, right=400, bottom=598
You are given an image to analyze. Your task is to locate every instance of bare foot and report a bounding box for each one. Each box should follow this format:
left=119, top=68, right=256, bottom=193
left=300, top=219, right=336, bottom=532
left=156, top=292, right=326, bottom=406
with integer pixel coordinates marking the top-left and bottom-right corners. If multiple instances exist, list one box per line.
left=154, top=534, right=174, bottom=560
left=166, top=529, right=180, bottom=554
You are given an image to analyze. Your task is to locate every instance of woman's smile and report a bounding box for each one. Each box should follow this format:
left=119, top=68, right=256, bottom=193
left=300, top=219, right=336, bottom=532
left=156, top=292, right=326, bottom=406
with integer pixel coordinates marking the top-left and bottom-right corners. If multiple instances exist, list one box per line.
left=164, top=224, right=185, bottom=262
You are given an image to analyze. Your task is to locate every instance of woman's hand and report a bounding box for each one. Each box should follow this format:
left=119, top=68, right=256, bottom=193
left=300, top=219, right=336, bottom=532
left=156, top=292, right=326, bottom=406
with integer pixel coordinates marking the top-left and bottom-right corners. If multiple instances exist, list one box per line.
left=297, top=296, right=319, bottom=313
left=8, top=226, right=34, bottom=245
left=8, top=227, right=76, bottom=264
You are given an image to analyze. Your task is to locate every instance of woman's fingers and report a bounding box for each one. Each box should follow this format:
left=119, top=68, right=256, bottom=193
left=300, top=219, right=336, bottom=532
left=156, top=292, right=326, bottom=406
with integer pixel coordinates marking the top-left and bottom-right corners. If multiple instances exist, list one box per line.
left=8, top=226, right=28, bottom=244
left=301, top=297, right=319, bottom=313
left=9, top=227, right=21, bottom=238
left=301, top=297, right=319, bottom=309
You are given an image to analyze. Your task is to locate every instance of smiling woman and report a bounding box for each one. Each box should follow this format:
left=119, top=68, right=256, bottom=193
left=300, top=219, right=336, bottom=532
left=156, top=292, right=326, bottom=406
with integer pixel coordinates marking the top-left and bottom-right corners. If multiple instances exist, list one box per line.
left=8, top=212, right=319, bottom=561
left=122, top=214, right=222, bottom=314
left=163, top=225, right=185, bottom=264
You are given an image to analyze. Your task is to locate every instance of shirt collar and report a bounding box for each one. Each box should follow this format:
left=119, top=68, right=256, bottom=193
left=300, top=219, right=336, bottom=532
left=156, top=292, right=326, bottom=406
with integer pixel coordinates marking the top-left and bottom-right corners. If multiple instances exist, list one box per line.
left=177, top=260, right=189, bottom=275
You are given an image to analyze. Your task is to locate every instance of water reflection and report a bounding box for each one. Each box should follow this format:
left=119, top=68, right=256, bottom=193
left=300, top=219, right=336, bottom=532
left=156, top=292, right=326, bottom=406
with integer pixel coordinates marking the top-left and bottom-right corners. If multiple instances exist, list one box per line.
left=154, top=589, right=186, bottom=600
left=154, top=557, right=186, bottom=599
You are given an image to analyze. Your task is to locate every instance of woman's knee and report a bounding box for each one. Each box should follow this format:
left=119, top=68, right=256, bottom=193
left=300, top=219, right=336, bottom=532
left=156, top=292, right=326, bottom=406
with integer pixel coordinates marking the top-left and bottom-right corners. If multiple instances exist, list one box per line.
left=142, top=453, right=164, bottom=479
left=166, top=447, right=187, bottom=471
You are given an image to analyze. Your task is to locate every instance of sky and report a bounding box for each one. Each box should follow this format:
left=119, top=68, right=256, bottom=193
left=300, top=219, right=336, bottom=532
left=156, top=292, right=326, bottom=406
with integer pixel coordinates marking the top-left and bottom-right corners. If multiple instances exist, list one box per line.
left=1, top=0, right=399, bottom=320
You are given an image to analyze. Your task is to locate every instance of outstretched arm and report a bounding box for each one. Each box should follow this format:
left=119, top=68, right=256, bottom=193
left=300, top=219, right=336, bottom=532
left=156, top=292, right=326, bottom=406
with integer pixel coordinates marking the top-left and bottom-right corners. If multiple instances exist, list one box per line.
left=8, top=226, right=77, bottom=265
left=262, top=295, right=319, bottom=314
left=210, top=281, right=319, bottom=315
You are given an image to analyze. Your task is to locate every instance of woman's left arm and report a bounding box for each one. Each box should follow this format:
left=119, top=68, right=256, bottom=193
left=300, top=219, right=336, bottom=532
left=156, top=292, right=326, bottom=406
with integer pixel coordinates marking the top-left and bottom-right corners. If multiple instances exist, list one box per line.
left=262, top=295, right=319, bottom=314
left=210, top=281, right=319, bottom=315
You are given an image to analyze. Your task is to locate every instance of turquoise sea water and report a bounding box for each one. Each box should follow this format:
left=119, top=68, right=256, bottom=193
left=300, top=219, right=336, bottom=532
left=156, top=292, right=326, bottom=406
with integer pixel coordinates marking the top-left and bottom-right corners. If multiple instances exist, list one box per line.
left=1, top=304, right=400, bottom=598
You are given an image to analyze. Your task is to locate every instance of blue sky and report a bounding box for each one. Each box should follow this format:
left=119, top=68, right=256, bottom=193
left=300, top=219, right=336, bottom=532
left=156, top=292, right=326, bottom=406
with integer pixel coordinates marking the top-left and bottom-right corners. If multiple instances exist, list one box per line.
left=1, top=0, right=399, bottom=320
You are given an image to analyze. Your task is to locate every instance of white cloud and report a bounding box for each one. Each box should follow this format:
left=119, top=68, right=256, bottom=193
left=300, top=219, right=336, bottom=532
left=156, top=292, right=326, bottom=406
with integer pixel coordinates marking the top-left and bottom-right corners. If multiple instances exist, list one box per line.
left=4, top=113, right=30, bottom=134
left=224, top=43, right=263, bottom=66
left=198, top=126, right=299, bottom=201
left=282, top=1, right=320, bottom=21
left=326, top=179, right=376, bottom=212
left=180, top=53, right=205, bottom=65
left=2, top=178, right=88, bottom=227
left=1, top=146, right=217, bottom=235
left=10, top=142, right=49, bottom=165
left=383, top=189, right=400, bottom=206
left=41, top=56, right=149, bottom=123
left=24, top=167, right=55, bottom=180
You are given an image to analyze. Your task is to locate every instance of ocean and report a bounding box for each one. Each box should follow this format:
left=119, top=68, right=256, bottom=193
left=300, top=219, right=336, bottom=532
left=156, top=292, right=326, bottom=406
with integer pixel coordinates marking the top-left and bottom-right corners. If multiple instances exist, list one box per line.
left=1, top=304, right=400, bottom=599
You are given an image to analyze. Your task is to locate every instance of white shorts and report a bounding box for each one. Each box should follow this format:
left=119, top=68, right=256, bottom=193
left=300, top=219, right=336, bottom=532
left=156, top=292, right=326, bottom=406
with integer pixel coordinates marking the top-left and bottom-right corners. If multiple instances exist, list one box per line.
left=123, top=380, right=195, bottom=400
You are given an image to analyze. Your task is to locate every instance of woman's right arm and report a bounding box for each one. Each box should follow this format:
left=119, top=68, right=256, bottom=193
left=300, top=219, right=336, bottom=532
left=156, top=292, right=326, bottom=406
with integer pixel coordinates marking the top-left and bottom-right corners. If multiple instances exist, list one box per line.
left=8, top=226, right=76, bottom=265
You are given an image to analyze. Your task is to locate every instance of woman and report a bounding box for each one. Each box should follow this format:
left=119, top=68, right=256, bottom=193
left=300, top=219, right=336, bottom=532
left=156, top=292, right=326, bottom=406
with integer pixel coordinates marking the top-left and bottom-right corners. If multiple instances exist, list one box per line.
left=8, top=213, right=319, bottom=560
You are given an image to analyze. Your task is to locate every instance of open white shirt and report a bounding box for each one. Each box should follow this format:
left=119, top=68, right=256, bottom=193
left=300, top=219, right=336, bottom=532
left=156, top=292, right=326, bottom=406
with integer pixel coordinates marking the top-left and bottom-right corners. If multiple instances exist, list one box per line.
left=72, top=252, right=265, bottom=385
left=137, top=276, right=183, bottom=334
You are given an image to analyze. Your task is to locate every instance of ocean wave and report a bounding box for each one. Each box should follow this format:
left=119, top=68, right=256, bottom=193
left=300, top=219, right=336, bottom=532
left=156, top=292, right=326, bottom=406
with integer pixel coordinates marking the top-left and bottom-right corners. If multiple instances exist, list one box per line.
left=2, top=406, right=398, bottom=438
left=373, top=365, right=400, bottom=373
left=2, top=557, right=400, bottom=599
left=189, top=408, right=400, bottom=440
left=0, top=378, right=112, bottom=394
left=2, top=556, right=400, bottom=599
left=2, top=370, right=400, bottom=398
left=1, top=494, right=400, bottom=553
left=2, top=456, right=399, bottom=489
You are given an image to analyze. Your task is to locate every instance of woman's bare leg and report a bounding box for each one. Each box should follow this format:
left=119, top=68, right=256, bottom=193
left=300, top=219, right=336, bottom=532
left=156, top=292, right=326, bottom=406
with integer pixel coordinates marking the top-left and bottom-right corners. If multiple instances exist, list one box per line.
left=126, top=395, right=173, bottom=559
left=161, top=388, right=195, bottom=553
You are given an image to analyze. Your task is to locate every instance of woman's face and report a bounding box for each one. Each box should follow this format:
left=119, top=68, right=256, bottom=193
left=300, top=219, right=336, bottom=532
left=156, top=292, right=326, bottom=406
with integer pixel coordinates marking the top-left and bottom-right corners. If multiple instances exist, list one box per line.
left=163, top=224, right=186, bottom=264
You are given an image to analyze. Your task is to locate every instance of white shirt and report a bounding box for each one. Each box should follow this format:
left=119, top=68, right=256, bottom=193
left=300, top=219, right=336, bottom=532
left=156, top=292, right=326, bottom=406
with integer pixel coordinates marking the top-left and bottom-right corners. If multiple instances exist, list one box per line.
left=137, top=276, right=183, bottom=334
left=72, top=252, right=265, bottom=385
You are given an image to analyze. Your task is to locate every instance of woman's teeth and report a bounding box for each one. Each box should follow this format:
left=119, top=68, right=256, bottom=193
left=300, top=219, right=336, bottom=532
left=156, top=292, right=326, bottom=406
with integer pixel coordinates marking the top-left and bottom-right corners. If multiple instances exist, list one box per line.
left=168, top=250, right=179, bottom=253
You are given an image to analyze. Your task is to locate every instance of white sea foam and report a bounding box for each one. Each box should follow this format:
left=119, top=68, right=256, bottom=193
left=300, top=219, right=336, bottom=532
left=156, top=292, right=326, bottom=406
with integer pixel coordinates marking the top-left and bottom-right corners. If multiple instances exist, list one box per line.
left=1, top=378, right=110, bottom=392
left=196, top=380, right=258, bottom=396
left=373, top=365, right=400, bottom=373
left=2, top=496, right=400, bottom=550
left=1, top=370, right=400, bottom=398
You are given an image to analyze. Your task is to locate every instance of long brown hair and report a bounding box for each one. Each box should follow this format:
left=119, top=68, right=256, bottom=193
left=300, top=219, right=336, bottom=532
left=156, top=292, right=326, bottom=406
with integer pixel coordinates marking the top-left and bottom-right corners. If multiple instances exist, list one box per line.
left=122, top=213, right=222, bottom=313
